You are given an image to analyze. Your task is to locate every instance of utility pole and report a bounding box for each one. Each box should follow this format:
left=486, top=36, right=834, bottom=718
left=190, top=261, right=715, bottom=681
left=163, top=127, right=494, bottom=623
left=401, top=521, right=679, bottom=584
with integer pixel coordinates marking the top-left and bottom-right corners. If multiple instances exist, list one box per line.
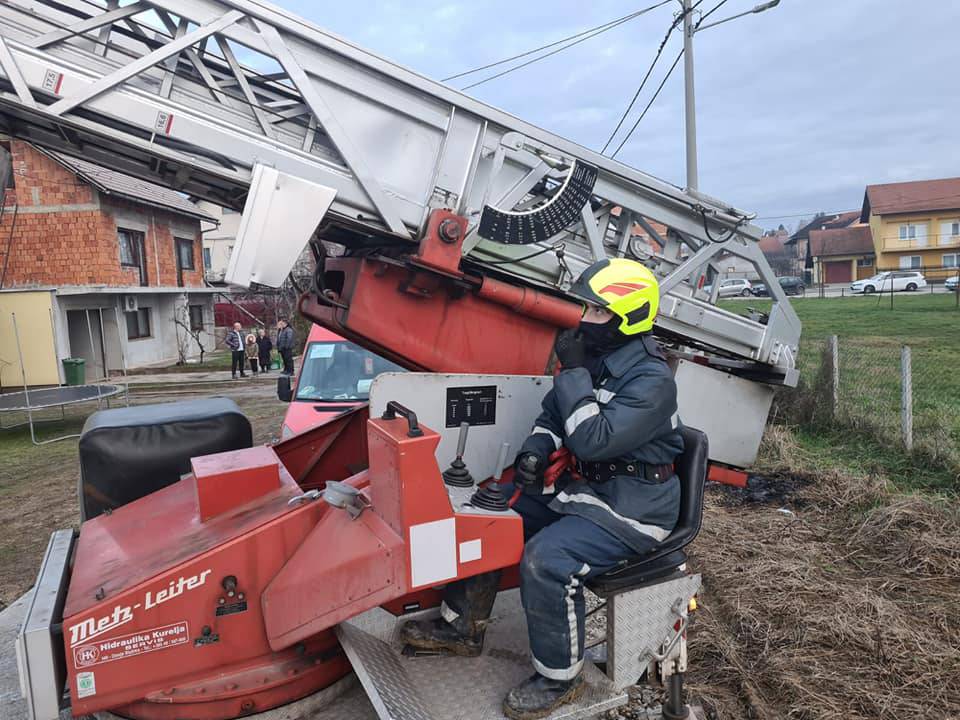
left=678, top=0, right=780, bottom=193
left=681, top=0, right=698, bottom=192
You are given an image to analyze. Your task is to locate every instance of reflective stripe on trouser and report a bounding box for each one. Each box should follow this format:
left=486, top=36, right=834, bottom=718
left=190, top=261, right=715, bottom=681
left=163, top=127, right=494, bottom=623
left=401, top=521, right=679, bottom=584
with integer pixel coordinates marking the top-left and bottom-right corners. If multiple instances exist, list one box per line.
left=515, top=494, right=635, bottom=682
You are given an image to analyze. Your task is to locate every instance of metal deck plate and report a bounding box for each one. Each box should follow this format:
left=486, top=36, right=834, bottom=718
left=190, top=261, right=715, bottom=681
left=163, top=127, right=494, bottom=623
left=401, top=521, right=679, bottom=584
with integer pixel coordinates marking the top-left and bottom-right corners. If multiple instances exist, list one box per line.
left=337, top=589, right=627, bottom=720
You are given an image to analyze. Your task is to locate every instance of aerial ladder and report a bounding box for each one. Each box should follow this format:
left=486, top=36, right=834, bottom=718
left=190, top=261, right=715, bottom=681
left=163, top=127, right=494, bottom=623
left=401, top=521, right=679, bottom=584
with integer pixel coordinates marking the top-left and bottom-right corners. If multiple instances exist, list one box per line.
left=0, top=1, right=801, bottom=719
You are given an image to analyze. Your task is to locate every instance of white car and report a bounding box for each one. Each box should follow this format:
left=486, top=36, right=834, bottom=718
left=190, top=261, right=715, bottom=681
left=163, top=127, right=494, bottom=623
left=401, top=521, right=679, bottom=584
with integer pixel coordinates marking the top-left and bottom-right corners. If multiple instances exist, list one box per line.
left=707, top=278, right=754, bottom=297
left=850, top=271, right=927, bottom=294
left=946, top=275, right=958, bottom=292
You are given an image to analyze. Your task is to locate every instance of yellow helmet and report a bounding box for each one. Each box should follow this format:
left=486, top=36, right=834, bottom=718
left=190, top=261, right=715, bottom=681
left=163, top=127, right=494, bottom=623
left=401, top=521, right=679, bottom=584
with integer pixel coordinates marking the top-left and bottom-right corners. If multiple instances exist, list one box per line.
left=568, top=258, right=660, bottom=335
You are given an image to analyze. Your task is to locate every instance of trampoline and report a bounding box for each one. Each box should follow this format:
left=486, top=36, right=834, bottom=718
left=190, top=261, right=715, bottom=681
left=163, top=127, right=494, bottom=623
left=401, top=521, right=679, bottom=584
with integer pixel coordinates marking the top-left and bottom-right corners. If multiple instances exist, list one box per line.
left=0, top=383, right=127, bottom=445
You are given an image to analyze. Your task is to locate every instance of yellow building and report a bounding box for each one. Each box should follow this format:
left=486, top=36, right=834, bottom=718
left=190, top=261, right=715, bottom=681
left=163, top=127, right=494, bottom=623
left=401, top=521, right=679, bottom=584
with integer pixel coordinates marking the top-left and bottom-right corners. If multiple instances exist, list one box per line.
left=861, top=178, right=960, bottom=281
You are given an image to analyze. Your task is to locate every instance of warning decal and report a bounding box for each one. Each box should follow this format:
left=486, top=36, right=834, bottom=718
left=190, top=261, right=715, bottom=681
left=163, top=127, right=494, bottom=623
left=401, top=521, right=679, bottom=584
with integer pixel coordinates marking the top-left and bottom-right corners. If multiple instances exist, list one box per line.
left=74, top=622, right=189, bottom=668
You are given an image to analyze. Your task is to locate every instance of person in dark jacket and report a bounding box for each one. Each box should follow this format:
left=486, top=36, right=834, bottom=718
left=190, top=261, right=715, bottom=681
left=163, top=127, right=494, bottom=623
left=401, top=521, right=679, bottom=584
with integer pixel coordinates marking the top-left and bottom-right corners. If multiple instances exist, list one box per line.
left=276, top=319, right=295, bottom=375
left=401, top=258, right=683, bottom=719
left=225, top=322, right=246, bottom=379
left=256, top=328, right=272, bottom=374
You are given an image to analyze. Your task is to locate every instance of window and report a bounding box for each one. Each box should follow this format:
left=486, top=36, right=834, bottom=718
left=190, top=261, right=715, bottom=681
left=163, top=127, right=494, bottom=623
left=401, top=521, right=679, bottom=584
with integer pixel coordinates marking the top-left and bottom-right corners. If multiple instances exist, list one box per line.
left=175, top=238, right=195, bottom=270
left=125, top=308, right=151, bottom=339
left=188, top=304, right=204, bottom=332
left=944, top=254, right=959, bottom=269
left=857, top=257, right=874, bottom=267
left=898, top=223, right=928, bottom=247
left=202, top=247, right=212, bottom=270
left=940, top=220, right=960, bottom=245
left=118, top=228, right=144, bottom=267
left=898, top=256, right=922, bottom=270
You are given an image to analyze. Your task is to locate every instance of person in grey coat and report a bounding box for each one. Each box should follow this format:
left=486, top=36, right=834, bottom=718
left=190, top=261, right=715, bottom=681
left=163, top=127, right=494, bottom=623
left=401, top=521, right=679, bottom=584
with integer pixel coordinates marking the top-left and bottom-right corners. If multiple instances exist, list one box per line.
left=401, top=258, right=683, bottom=719
left=276, top=318, right=295, bottom=375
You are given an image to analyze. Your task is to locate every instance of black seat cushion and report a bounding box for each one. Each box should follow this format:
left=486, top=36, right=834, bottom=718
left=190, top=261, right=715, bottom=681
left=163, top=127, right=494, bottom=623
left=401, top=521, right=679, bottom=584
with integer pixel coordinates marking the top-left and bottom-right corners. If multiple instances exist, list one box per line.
left=78, top=398, right=252, bottom=521
left=586, top=426, right=708, bottom=595
left=588, top=550, right=687, bottom=597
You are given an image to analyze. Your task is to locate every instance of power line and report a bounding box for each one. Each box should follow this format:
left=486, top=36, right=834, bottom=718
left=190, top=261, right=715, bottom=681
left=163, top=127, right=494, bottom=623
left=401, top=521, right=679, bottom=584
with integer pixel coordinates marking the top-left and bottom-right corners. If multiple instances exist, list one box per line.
left=460, top=2, right=672, bottom=91
left=444, top=1, right=672, bottom=83
left=611, top=48, right=685, bottom=158
left=696, top=0, right=732, bottom=27
left=601, top=0, right=703, bottom=154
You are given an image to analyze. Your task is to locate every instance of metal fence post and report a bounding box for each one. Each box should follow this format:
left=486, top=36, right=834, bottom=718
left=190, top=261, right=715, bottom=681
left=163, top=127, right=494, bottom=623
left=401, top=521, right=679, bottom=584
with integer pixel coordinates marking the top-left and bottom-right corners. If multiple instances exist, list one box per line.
left=829, top=335, right=839, bottom=418
left=901, top=345, right=913, bottom=451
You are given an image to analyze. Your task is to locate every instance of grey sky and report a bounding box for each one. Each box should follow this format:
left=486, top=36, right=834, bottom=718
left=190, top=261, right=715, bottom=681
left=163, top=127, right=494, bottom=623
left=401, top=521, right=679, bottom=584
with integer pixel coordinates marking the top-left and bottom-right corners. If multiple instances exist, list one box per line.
left=276, top=0, right=960, bottom=232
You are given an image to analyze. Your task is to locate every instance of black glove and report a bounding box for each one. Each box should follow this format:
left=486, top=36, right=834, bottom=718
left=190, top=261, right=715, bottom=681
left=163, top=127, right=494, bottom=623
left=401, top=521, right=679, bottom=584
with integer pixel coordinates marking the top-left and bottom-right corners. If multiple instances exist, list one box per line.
left=554, top=328, right=587, bottom=369
left=514, top=451, right=545, bottom=493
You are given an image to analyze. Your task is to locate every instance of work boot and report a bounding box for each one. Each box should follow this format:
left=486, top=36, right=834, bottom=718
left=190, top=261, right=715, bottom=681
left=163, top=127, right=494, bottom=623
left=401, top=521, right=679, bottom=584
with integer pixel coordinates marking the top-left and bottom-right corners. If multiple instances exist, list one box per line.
left=399, top=617, right=484, bottom=657
left=503, top=673, right=585, bottom=720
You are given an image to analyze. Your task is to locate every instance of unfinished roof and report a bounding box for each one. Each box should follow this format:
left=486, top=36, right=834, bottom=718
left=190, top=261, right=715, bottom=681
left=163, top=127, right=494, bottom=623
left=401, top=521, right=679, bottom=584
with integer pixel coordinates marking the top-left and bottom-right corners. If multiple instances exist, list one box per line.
left=809, top=224, right=875, bottom=258
left=35, top=145, right=216, bottom=222
left=861, top=177, right=960, bottom=220
left=787, top=210, right=859, bottom=244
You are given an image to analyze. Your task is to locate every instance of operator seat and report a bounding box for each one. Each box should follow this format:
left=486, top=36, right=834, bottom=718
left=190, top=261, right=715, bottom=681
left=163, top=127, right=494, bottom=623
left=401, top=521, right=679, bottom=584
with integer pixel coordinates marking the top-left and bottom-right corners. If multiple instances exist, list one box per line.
left=587, top=426, right=708, bottom=596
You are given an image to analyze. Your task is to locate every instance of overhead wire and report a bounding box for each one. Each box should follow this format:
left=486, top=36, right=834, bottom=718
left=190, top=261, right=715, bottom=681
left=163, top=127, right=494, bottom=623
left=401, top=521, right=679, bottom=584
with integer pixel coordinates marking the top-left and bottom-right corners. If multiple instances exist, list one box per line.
left=601, top=0, right=706, bottom=156
left=610, top=48, right=684, bottom=158
left=600, top=1, right=695, bottom=153
left=695, top=0, right=732, bottom=28
left=458, top=1, right=673, bottom=91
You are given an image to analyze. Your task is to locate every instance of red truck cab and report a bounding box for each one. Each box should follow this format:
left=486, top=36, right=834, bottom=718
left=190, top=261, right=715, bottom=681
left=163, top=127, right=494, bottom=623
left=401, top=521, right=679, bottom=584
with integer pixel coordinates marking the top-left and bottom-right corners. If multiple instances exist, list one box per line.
left=278, top=325, right=404, bottom=438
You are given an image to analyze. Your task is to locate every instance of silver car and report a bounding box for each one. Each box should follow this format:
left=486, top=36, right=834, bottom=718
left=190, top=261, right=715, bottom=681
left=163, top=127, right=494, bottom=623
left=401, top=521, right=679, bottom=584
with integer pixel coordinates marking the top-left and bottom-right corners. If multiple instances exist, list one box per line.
left=714, top=278, right=753, bottom=297
left=946, top=275, right=959, bottom=292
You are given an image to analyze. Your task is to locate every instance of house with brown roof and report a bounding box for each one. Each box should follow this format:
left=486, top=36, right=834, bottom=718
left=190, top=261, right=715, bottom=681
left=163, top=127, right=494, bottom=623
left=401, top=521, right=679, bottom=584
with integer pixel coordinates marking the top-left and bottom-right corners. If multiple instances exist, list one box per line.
left=785, top=211, right=859, bottom=282
left=0, top=138, right=220, bottom=385
left=861, top=177, right=960, bottom=278
left=809, top=224, right=876, bottom=284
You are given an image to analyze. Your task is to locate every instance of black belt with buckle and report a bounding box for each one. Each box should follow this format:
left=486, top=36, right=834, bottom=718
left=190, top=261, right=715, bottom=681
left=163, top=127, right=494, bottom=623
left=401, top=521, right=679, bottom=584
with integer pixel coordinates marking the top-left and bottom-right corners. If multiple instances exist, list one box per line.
left=576, top=460, right=675, bottom=484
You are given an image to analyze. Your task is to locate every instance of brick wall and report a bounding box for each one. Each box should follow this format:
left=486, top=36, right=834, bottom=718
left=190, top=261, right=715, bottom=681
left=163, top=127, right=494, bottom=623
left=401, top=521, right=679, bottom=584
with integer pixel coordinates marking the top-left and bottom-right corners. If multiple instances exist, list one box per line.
left=0, top=140, right=203, bottom=288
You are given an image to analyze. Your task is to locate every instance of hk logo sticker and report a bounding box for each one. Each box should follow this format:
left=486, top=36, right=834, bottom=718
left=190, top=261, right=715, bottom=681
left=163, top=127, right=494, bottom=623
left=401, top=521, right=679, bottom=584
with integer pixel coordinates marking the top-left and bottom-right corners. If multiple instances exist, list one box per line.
left=75, top=645, right=100, bottom=667
left=77, top=671, right=96, bottom=699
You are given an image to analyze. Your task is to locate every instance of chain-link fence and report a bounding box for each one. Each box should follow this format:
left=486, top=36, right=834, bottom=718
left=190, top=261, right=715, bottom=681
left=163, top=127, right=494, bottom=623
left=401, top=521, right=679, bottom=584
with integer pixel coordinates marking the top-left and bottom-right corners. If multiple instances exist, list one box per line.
left=784, top=336, right=960, bottom=474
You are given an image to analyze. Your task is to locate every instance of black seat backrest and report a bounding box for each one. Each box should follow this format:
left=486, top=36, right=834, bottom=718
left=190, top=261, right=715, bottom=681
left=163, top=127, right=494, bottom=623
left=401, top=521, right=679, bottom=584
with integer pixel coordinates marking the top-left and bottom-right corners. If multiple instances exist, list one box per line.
left=667, top=425, right=709, bottom=553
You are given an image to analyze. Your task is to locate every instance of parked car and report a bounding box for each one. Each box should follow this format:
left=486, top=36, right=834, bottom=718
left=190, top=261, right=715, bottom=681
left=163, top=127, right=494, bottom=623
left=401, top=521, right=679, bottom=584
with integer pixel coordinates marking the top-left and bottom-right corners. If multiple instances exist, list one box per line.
left=752, top=276, right=806, bottom=297
left=705, top=278, right=754, bottom=297
left=946, top=275, right=959, bottom=292
left=850, top=271, right=927, bottom=294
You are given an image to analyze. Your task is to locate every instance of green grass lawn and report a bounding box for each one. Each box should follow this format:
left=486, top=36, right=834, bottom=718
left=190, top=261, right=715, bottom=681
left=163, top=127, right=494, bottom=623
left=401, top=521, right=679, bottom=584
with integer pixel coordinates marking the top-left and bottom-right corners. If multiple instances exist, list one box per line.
left=724, top=294, right=960, bottom=487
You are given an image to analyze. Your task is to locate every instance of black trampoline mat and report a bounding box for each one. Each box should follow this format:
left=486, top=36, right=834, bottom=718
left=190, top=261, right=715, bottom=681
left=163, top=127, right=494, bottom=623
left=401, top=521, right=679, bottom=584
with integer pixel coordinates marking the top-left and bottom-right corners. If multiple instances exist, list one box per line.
left=0, top=384, right=123, bottom=411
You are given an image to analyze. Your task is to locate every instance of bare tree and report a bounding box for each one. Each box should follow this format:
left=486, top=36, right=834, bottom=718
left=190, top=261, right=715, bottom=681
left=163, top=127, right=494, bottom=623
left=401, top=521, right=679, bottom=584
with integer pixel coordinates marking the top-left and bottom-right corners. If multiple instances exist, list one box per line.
left=172, top=298, right=209, bottom=365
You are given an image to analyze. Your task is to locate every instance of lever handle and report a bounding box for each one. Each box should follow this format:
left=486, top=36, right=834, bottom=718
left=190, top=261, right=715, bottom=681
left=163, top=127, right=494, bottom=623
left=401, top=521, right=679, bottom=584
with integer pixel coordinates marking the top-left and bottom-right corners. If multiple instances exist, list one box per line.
left=455, top=422, right=470, bottom=457
left=493, top=442, right=511, bottom=481
left=381, top=401, right=424, bottom=437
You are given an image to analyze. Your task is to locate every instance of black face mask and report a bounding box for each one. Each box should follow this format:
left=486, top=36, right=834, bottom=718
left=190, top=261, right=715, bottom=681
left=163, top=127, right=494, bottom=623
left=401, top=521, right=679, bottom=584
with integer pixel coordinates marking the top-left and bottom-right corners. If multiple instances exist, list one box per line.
left=578, top=315, right=630, bottom=355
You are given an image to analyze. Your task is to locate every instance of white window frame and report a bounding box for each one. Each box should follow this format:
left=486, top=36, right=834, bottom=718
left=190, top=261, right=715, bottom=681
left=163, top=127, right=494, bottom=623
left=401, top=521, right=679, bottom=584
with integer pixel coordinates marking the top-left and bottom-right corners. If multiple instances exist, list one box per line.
left=899, top=255, right=922, bottom=270
left=899, top=222, right=928, bottom=247
left=944, top=253, right=959, bottom=269
left=940, top=220, right=960, bottom=246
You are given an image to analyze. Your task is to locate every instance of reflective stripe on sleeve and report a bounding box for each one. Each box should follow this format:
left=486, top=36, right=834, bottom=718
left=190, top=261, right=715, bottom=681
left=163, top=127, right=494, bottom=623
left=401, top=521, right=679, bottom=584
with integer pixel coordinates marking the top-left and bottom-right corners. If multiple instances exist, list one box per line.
left=564, top=402, right=600, bottom=436
left=594, top=388, right=616, bottom=403
left=553, top=492, right=671, bottom=541
left=532, top=425, right=562, bottom=450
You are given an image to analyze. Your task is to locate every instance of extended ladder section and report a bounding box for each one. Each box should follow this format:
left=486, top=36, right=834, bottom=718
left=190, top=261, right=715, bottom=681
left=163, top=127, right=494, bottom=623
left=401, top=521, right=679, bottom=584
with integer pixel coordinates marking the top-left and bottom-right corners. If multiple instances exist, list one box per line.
left=0, top=0, right=800, bottom=383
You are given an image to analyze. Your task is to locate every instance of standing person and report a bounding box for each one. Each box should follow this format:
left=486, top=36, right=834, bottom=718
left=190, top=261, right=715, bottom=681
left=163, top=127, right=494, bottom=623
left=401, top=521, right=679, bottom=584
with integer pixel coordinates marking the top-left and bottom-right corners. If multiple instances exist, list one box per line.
left=257, top=327, right=273, bottom=374
left=400, top=259, right=683, bottom=719
left=225, top=321, right=246, bottom=379
left=276, top=318, right=295, bottom=376
left=245, top=333, right=260, bottom=375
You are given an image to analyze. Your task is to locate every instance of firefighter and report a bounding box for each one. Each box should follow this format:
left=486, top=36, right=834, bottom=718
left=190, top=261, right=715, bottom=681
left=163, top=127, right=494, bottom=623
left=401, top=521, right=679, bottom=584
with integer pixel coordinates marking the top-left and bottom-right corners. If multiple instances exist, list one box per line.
left=402, top=258, right=684, bottom=719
